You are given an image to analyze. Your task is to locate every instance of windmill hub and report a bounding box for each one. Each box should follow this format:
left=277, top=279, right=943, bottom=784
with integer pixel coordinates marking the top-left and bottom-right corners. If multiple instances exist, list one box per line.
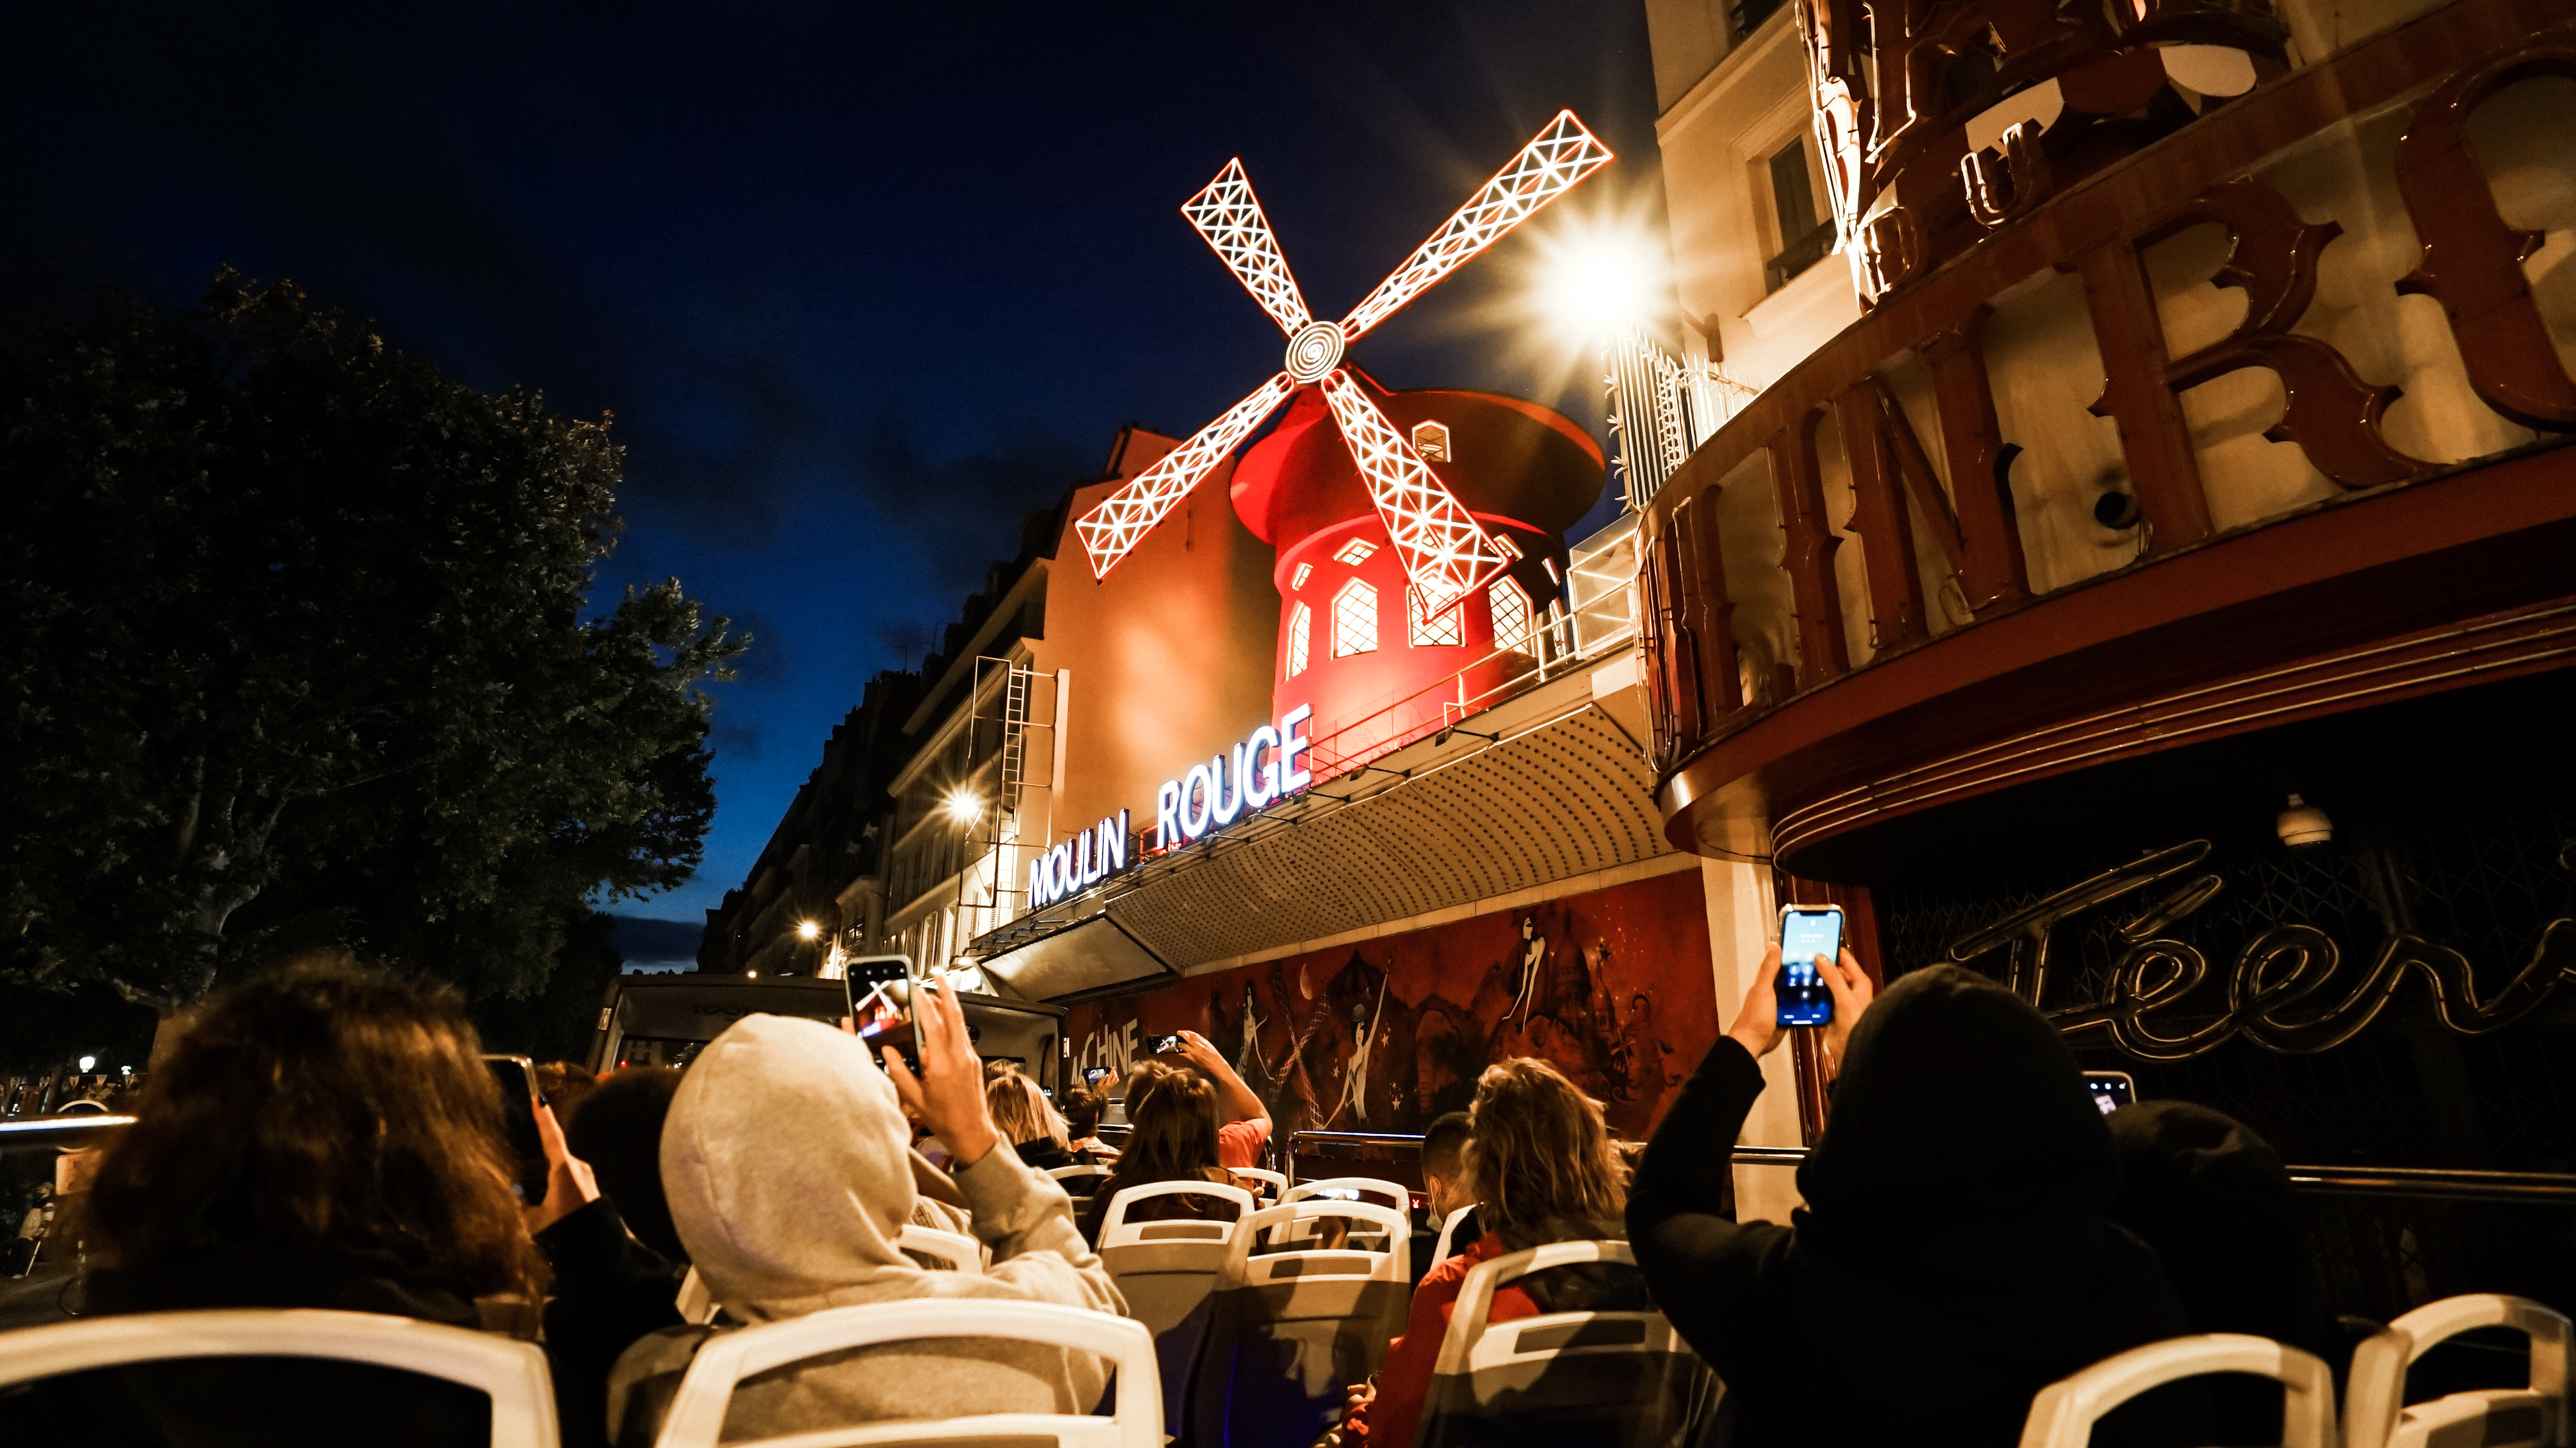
left=1285, top=320, right=1345, bottom=384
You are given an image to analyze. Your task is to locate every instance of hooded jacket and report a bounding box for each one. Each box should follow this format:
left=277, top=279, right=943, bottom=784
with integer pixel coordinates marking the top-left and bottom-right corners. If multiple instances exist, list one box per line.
left=607, top=1014, right=1126, bottom=1444
left=1627, top=966, right=2202, bottom=1448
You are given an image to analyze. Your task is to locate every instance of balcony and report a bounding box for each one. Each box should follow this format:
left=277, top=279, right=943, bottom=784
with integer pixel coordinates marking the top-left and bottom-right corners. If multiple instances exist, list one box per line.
left=1638, top=0, right=2576, bottom=875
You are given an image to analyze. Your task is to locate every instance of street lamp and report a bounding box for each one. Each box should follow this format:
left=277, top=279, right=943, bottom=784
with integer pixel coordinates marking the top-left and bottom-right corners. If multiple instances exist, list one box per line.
left=943, top=787, right=982, bottom=825
left=796, top=920, right=821, bottom=941
left=77, top=1055, right=95, bottom=1073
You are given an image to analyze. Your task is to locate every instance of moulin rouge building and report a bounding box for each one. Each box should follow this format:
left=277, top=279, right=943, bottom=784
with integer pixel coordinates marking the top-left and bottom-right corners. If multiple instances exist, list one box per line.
left=716, top=0, right=2575, bottom=1326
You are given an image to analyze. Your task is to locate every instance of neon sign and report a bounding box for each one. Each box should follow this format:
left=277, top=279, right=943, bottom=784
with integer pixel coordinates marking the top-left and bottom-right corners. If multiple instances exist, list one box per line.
left=1028, top=809, right=1132, bottom=910
left=1157, top=705, right=1312, bottom=850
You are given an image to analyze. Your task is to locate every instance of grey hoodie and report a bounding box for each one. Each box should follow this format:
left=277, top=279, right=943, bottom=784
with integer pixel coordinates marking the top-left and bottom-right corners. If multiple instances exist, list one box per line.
left=606, top=1014, right=1126, bottom=1444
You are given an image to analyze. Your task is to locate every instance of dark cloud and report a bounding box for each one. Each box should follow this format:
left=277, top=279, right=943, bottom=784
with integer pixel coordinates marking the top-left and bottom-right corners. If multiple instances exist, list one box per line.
left=851, top=413, right=1091, bottom=595
left=710, top=720, right=764, bottom=762
left=608, top=914, right=705, bottom=966
left=724, top=608, right=791, bottom=689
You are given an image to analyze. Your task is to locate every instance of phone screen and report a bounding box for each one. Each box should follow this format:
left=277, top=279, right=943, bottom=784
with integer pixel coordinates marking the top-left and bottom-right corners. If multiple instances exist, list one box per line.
left=1777, top=908, right=1844, bottom=1027
left=2084, top=1071, right=2136, bottom=1115
left=1145, top=1033, right=1184, bottom=1056
left=850, top=981, right=918, bottom=1071
left=1083, top=1066, right=1112, bottom=1088
left=481, top=1055, right=551, bottom=1203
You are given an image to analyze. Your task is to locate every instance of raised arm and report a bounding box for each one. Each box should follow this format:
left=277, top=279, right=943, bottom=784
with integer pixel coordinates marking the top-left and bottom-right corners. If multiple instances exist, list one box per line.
left=1179, top=1028, right=1268, bottom=1131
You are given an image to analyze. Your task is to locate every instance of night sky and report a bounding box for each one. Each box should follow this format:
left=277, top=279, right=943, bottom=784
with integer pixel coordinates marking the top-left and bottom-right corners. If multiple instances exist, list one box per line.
left=4, top=2, right=1668, bottom=952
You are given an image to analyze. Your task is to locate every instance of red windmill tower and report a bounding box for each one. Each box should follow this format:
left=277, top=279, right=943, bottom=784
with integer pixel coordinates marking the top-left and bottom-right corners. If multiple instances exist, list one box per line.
left=1076, top=112, right=1614, bottom=771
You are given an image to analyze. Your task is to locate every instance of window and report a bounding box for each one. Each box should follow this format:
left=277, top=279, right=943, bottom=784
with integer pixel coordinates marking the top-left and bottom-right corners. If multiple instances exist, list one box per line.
left=1411, top=420, right=1451, bottom=462
left=1332, top=538, right=1378, bottom=566
left=1332, top=581, right=1379, bottom=657
left=1407, top=586, right=1464, bottom=647
left=1763, top=136, right=1835, bottom=293
left=1287, top=601, right=1312, bottom=678
left=1488, top=576, right=1533, bottom=651
left=1291, top=561, right=1313, bottom=590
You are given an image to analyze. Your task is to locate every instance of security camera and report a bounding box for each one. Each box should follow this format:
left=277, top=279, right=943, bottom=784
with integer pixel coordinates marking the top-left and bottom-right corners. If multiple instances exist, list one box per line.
left=2276, top=794, right=2333, bottom=849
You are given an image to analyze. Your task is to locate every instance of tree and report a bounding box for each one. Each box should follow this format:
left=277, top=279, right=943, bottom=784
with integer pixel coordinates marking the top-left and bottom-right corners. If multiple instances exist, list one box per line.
left=1, top=272, right=742, bottom=1011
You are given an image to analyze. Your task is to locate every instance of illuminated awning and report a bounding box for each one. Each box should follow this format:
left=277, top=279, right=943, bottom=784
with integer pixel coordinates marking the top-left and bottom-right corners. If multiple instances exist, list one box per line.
left=967, top=659, right=1681, bottom=993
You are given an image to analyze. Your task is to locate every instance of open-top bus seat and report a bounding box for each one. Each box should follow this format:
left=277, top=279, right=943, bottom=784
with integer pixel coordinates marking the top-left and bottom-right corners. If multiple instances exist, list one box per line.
left=897, top=1223, right=982, bottom=1275
left=2017, top=1334, right=2337, bottom=1448
left=1233, top=1167, right=1288, bottom=1203
left=1097, top=1179, right=1256, bottom=1443
left=1416, top=1239, right=1716, bottom=1448
left=0, top=1306, right=560, bottom=1448
left=1430, top=1203, right=1476, bottom=1268
left=1048, top=1164, right=1114, bottom=1198
left=2347, top=1294, right=2571, bottom=1448
left=1285, top=1176, right=1408, bottom=1209
left=649, top=1297, right=1159, bottom=1448
left=1191, top=1198, right=1413, bottom=1447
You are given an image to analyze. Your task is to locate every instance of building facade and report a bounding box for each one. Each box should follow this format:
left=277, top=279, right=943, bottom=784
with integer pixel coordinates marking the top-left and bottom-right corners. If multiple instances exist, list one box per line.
left=1635, top=0, right=2576, bottom=1314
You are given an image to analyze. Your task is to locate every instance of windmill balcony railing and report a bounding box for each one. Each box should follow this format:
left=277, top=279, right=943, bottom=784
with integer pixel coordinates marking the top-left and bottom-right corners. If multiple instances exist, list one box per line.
left=1301, top=513, right=1645, bottom=785
left=1638, top=0, right=2576, bottom=866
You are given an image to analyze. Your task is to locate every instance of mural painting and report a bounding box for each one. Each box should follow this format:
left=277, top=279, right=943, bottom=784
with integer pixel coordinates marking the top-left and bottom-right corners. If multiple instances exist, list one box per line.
left=1066, top=867, right=1719, bottom=1140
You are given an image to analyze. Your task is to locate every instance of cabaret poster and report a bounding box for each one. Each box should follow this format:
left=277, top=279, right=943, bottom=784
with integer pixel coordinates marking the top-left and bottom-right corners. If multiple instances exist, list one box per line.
left=1066, top=866, right=1719, bottom=1140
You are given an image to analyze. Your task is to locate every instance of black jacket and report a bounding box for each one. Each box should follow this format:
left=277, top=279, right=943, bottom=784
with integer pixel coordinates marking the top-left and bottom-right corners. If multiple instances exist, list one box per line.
left=23, top=1198, right=681, bottom=1448
left=1627, top=966, right=2204, bottom=1448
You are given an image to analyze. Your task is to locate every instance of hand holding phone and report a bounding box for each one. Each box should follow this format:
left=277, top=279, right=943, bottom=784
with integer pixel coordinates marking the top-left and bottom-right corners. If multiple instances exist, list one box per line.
left=1145, top=1032, right=1185, bottom=1057
left=1776, top=907, right=1845, bottom=1028
left=882, top=977, right=1001, bottom=1169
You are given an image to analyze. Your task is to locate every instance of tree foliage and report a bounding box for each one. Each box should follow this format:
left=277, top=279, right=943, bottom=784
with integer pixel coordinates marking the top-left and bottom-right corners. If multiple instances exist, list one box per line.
left=2, top=272, right=741, bottom=1009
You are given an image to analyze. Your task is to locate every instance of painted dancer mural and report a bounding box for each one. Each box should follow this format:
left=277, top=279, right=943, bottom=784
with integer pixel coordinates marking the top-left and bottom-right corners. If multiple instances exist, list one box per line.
left=1066, top=868, right=1719, bottom=1140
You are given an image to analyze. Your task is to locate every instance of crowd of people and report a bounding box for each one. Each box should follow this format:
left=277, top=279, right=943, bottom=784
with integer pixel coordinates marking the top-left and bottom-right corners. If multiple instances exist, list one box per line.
left=0, top=942, right=2362, bottom=1448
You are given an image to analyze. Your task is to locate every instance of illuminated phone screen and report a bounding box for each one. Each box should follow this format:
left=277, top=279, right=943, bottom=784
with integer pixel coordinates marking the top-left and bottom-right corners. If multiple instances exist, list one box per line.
left=1777, top=909, right=1844, bottom=1027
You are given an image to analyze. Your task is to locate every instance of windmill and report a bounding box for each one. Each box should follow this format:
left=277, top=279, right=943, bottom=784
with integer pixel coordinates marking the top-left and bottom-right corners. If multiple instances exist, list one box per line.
left=1073, top=111, right=1614, bottom=621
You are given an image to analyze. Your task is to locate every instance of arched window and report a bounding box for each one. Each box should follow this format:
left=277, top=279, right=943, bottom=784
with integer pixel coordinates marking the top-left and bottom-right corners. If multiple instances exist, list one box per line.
left=1407, top=586, right=1464, bottom=647
left=1286, top=601, right=1312, bottom=678
left=1488, top=576, right=1533, bottom=651
left=1332, top=580, right=1379, bottom=658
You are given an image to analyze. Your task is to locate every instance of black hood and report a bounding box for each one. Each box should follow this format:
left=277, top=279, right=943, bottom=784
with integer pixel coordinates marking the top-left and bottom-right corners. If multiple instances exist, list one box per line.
left=1794, top=966, right=2119, bottom=1277
left=2105, top=1100, right=2333, bottom=1354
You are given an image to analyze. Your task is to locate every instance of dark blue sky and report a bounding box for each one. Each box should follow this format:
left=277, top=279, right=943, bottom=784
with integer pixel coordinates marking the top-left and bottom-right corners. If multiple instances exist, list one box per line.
left=4, top=1, right=1667, bottom=934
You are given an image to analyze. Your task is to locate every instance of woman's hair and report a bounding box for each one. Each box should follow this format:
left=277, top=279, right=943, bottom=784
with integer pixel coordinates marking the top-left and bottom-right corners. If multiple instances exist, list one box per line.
left=1060, top=1085, right=1105, bottom=1139
left=1105, top=1061, right=1223, bottom=1185
left=563, top=1065, right=687, bottom=1263
left=83, top=951, right=546, bottom=1303
left=985, top=1072, right=1069, bottom=1150
left=1462, top=1057, right=1626, bottom=1241
left=534, top=1060, right=600, bottom=1124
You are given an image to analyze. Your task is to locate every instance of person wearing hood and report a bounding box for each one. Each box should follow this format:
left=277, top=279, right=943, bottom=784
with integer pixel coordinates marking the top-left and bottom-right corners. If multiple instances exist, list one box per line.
left=1627, top=951, right=2204, bottom=1448
left=607, top=978, right=1127, bottom=1446
left=2103, top=1100, right=2339, bottom=1441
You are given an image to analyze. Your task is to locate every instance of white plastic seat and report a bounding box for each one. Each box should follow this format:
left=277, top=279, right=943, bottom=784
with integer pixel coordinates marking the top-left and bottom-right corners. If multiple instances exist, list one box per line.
left=649, top=1298, right=1159, bottom=1448
left=1193, top=1197, right=1413, bottom=1446
left=1233, top=1167, right=1288, bottom=1202
left=676, top=1266, right=719, bottom=1325
left=0, top=1306, right=559, bottom=1448
left=1418, top=1239, right=1714, bottom=1448
left=2016, top=1334, right=2337, bottom=1448
left=1431, top=1203, right=1477, bottom=1267
left=1285, top=1175, right=1408, bottom=1209
left=1048, top=1163, right=1114, bottom=1197
left=897, top=1223, right=982, bottom=1275
left=1096, top=1179, right=1256, bottom=1441
left=2346, top=1294, right=2571, bottom=1448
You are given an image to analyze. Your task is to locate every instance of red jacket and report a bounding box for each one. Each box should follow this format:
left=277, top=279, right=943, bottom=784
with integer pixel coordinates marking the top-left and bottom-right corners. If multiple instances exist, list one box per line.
left=1341, top=1232, right=1543, bottom=1448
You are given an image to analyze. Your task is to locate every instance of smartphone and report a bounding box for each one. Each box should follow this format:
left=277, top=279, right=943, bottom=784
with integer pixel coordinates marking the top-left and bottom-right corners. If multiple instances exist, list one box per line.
left=481, top=1054, right=552, bottom=1203
left=1145, top=1032, right=1185, bottom=1056
left=2084, top=1070, right=2137, bottom=1115
left=1083, top=1066, right=1113, bottom=1089
left=849, top=980, right=918, bottom=1072
left=1776, top=904, right=1846, bottom=1028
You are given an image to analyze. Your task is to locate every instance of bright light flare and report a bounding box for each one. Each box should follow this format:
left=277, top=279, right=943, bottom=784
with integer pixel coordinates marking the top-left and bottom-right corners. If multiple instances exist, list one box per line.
left=795, top=920, right=820, bottom=941
left=943, top=788, right=983, bottom=825
left=1558, top=252, right=1642, bottom=327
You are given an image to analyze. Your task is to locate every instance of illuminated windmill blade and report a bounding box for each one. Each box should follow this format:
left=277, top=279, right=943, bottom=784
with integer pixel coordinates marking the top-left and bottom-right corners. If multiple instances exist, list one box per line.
left=1339, top=110, right=1615, bottom=343
left=1318, top=369, right=1510, bottom=616
left=1182, top=160, right=1312, bottom=337
left=1074, top=373, right=1298, bottom=579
